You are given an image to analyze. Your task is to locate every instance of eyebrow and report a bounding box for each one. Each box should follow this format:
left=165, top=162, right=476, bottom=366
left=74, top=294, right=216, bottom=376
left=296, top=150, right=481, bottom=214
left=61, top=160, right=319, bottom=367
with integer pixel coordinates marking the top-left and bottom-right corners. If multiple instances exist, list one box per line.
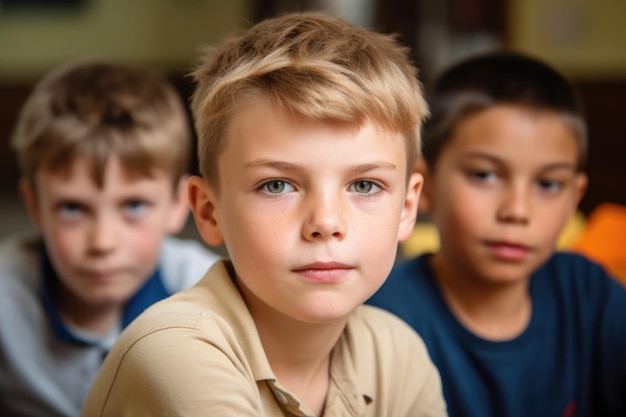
left=347, top=162, right=398, bottom=175
left=462, top=152, right=578, bottom=171
left=243, top=159, right=298, bottom=171
left=243, top=158, right=398, bottom=173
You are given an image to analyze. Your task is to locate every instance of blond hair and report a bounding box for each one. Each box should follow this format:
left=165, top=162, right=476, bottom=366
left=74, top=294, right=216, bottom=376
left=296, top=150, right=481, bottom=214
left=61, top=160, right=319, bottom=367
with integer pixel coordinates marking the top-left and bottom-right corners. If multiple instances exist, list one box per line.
left=11, top=60, right=192, bottom=188
left=191, top=12, right=428, bottom=188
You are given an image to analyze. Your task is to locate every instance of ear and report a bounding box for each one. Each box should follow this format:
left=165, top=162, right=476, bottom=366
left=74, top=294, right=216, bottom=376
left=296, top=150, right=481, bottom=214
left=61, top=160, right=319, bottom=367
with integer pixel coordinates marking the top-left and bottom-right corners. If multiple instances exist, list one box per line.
left=187, top=175, right=224, bottom=246
left=416, top=158, right=433, bottom=214
left=18, top=178, right=42, bottom=231
left=166, top=176, right=192, bottom=234
left=572, top=172, right=588, bottom=211
left=397, top=171, right=424, bottom=242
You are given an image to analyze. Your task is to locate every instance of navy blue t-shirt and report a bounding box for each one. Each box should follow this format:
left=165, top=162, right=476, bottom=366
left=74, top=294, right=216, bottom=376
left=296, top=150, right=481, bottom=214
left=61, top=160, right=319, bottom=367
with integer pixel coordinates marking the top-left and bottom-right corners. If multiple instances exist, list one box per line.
left=367, top=252, right=626, bottom=417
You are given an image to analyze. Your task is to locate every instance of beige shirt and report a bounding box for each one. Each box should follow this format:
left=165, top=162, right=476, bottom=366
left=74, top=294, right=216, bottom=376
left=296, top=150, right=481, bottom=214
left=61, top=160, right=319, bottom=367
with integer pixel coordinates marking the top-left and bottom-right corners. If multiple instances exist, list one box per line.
left=81, top=261, right=447, bottom=417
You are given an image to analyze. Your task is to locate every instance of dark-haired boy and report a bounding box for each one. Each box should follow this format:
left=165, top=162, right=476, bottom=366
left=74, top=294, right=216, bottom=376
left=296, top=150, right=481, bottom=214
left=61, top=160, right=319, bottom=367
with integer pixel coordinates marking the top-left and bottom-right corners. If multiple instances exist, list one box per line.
left=368, top=51, right=626, bottom=417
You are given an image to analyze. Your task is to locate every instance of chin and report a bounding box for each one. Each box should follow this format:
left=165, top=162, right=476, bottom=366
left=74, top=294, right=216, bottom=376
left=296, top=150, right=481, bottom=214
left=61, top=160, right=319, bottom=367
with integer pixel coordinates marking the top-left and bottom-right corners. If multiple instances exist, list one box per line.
left=297, top=299, right=361, bottom=324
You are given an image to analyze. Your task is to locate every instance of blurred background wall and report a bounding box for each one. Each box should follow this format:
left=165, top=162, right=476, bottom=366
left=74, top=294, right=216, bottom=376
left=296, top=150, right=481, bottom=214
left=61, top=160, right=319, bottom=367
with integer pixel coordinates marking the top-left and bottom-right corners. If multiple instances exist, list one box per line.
left=1, top=0, right=624, bottom=237
left=508, top=0, right=626, bottom=216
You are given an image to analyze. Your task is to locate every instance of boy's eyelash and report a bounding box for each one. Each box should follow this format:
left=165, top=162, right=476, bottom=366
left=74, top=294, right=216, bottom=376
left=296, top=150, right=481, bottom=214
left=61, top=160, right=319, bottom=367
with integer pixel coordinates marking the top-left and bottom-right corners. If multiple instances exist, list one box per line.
left=537, top=178, right=564, bottom=190
left=467, top=169, right=496, bottom=179
left=56, top=201, right=84, bottom=211
left=124, top=199, right=150, bottom=206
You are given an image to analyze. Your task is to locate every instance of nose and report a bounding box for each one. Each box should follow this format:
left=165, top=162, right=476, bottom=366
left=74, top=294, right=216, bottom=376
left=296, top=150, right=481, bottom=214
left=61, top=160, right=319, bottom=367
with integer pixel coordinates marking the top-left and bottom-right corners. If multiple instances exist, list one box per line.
left=497, top=182, right=530, bottom=224
left=302, top=191, right=347, bottom=241
left=88, top=214, right=118, bottom=253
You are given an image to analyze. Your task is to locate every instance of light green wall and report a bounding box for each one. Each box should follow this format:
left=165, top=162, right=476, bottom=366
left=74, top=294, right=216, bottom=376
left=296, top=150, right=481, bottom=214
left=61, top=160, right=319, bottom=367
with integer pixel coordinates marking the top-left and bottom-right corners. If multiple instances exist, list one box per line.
left=0, top=0, right=251, bottom=79
left=3, top=0, right=624, bottom=80
left=509, top=0, right=626, bottom=78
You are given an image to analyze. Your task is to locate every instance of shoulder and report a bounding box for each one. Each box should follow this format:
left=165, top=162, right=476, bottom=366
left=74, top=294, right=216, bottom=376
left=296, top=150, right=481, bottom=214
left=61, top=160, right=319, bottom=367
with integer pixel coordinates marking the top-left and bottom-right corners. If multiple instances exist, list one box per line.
left=0, top=235, right=51, bottom=372
left=0, top=232, right=39, bottom=268
left=346, top=306, right=447, bottom=415
left=544, top=251, right=605, bottom=273
left=536, top=252, right=626, bottom=325
left=348, top=305, right=431, bottom=361
left=93, top=266, right=243, bottom=375
left=111, top=261, right=255, bottom=364
left=159, top=236, right=222, bottom=290
left=84, top=263, right=266, bottom=414
left=0, top=233, right=41, bottom=290
left=539, top=252, right=623, bottom=295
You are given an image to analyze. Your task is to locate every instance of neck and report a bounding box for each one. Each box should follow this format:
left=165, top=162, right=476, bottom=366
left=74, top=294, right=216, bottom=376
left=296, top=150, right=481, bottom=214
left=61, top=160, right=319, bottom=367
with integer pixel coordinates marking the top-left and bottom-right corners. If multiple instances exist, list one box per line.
left=246, top=293, right=346, bottom=417
left=55, top=283, right=122, bottom=336
left=430, top=255, right=532, bottom=341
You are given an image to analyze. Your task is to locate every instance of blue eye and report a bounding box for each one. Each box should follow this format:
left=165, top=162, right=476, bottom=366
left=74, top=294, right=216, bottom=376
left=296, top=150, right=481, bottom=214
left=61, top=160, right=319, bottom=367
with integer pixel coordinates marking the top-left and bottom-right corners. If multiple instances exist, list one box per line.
left=260, top=180, right=294, bottom=195
left=57, top=202, right=84, bottom=219
left=470, top=170, right=496, bottom=182
left=350, top=180, right=381, bottom=194
left=537, top=179, right=563, bottom=193
left=123, top=200, right=149, bottom=218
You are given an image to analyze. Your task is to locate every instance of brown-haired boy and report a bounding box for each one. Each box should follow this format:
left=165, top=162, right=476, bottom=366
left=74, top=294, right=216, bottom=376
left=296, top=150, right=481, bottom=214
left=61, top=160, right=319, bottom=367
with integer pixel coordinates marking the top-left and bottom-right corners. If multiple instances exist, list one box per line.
left=82, top=12, right=448, bottom=417
left=0, top=60, right=220, bottom=417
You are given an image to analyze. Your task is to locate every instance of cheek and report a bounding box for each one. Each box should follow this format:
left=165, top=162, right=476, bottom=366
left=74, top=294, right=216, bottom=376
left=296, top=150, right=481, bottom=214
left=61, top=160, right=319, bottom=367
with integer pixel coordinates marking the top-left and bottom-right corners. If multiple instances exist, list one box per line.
left=359, top=213, right=402, bottom=274
left=433, top=185, right=484, bottom=236
left=436, top=194, right=494, bottom=256
left=245, top=190, right=298, bottom=227
left=536, top=202, right=573, bottom=244
left=44, top=229, right=84, bottom=273
left=219, top=203, right=289, bottom=262
left=128, top=226, right=167, bottom=263
left=366, top=236, right=398, bottom=277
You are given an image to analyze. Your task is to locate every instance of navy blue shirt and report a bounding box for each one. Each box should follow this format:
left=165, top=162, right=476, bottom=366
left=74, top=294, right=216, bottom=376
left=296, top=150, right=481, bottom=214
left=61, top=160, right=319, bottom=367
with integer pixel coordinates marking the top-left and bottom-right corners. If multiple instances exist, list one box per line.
left=367, top=252, right=626, bottom=417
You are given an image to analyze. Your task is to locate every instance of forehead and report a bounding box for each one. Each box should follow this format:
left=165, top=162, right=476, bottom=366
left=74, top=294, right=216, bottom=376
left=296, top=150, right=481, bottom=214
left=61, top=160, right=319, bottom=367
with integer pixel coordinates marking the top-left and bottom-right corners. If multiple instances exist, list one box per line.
left=445, top=105, right=580, bottom=167
left=220, top=101, right=408, bottom=175
left=35, top=155, right=170, bottom=191
left=229, top=100, right=405, bottom=151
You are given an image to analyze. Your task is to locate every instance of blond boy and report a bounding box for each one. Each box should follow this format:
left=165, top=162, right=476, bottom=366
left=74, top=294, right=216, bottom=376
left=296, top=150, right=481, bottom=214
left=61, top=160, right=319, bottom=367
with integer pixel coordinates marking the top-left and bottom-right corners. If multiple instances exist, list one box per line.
left=0, top=60, right=220, bottom=417
left=82, top=13, right=448, bottom=417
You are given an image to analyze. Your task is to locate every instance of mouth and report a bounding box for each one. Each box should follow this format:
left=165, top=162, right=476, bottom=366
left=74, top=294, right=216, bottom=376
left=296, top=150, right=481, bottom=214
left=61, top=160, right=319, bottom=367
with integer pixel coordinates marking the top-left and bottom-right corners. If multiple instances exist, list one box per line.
left=484, top=241, right=531, bottom=262
left=292, top=262, right=354, bottom=283
left=79, top=268, right=126, bottom=280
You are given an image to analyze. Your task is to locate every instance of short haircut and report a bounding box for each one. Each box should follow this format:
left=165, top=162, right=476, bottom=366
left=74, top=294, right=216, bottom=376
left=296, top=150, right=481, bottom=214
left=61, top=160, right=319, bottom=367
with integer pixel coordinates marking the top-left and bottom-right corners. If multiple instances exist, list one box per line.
left=422, top=51, right=587, bottom=170
left=190, top=12, right=428, bottom=189
left=11, top=60, right=192, bottom=189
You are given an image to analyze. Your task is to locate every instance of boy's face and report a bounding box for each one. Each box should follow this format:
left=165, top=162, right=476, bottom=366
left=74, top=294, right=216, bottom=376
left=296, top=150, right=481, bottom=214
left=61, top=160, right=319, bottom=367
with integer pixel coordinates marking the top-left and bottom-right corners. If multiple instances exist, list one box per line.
left=428, top=104, right=587, bottom=285
left=189, top=102, right=422, bottom=324
left=22, top=156, right=189, bottom=311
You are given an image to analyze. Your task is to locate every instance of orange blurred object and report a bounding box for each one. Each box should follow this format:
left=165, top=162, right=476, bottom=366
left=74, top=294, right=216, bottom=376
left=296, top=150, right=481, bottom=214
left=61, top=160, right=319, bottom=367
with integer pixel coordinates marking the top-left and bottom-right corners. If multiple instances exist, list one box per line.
left=571, top=203, right=626, bottom=285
